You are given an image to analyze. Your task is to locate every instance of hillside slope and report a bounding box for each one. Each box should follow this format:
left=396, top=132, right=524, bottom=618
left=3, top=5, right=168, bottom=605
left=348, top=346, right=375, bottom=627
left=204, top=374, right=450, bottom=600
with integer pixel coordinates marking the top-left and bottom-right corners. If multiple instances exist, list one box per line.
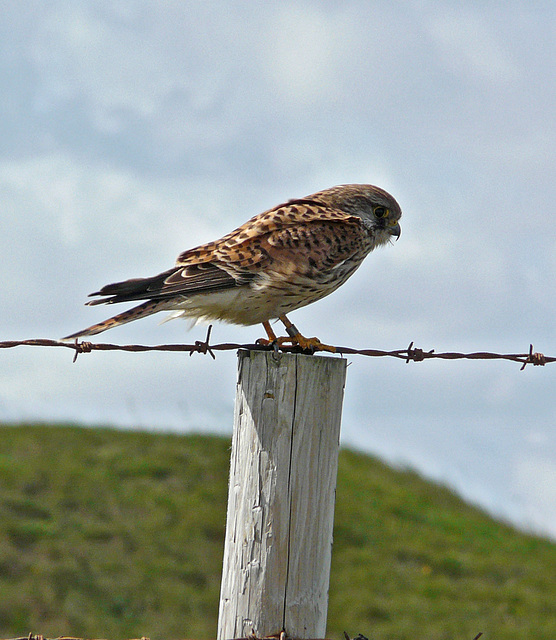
left=0, top=424, right=554, bottom=640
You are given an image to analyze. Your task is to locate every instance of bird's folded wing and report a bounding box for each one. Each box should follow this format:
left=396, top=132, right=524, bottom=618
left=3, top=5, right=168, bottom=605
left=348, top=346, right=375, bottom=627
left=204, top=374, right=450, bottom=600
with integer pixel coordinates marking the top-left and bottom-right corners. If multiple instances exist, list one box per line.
left=184, top=217, right=367, bottom=280
left=261, top=219, right=369, bottom=276
left=88, top=203, right=364, bottom=306
left=176, top=199, right=359, bottom=265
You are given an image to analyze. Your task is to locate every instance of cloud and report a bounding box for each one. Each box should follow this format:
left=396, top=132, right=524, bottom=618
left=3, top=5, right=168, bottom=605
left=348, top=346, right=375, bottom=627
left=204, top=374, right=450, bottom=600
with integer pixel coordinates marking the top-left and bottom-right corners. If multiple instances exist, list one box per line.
left=261, top=4, right=356, bottom=106
left=0, top=151, right=251, bottom=339
left=515, top=456, right=556, bottom=538
left=426, top=8, right=518, bottom=84
left=0, top=1, right=555, bottom=539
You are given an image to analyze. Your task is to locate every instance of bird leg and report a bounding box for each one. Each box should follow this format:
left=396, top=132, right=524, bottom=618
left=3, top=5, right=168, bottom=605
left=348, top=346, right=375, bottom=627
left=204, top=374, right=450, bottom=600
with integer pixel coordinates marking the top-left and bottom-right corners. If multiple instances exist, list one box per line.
left=279, top=314, right=305, bottom=342
left=257, top=317, right=336, bottom=353
left=278, top=314, right=336, bottom=353
left=261, top=320, right=277, bottom=342
left=256, top=321, right=281, bottom=350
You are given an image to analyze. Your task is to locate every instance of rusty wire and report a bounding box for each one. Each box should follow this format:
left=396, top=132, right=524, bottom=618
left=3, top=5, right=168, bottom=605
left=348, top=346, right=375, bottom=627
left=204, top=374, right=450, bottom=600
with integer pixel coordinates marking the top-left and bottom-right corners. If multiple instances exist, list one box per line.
left=0, top=326, right=552, bottom=370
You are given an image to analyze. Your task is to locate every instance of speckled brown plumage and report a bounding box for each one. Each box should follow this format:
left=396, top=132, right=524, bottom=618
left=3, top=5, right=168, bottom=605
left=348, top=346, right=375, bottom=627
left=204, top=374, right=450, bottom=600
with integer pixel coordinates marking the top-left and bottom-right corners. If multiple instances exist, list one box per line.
left=63, top=184, right=402, bottom=345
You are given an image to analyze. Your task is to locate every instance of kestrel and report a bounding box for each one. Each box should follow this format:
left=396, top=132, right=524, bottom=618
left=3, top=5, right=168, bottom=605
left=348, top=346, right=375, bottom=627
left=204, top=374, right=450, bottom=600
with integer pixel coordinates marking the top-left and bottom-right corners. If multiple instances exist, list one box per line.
left=64, top=184, right=402, bottom=350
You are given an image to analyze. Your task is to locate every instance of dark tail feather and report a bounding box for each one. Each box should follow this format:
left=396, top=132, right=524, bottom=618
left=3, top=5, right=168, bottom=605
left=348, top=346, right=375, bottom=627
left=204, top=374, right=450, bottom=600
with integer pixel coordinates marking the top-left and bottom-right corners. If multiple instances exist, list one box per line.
left=86, top=268, right=177, bottom=306
left=62, top=299, right=169, bottom=340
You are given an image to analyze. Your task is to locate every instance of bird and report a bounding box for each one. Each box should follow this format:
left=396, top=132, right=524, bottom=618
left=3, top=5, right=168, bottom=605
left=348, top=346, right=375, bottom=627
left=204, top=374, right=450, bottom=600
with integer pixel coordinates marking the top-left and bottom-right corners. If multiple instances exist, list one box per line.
left=63, top=184, right=402, bottom=351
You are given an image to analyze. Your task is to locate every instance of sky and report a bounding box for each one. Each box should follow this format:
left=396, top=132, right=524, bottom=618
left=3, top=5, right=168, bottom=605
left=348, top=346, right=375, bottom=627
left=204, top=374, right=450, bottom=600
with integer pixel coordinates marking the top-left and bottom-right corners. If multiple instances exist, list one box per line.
left=1, top=1, right=555, bottom=539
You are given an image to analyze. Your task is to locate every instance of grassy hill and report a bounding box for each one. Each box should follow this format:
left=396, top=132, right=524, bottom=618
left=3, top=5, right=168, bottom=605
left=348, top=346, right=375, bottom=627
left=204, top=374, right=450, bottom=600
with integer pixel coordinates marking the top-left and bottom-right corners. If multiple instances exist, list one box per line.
left=0, top=424, right=554, bottom=640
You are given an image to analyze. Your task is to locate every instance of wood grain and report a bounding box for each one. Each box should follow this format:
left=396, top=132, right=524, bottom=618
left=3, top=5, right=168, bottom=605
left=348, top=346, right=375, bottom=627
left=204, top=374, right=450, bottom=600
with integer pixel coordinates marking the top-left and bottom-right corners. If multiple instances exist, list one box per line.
left=217, top=350, right=347, bottom=640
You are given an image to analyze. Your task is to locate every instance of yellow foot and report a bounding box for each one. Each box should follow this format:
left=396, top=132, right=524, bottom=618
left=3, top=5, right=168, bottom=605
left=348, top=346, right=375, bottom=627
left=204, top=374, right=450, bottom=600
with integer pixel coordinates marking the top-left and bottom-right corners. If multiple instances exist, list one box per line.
left=291, top=334, right=336, bottom=353
left=258, top=318, right=335, bottom=353
left=256, top=334, right=336, bottom=353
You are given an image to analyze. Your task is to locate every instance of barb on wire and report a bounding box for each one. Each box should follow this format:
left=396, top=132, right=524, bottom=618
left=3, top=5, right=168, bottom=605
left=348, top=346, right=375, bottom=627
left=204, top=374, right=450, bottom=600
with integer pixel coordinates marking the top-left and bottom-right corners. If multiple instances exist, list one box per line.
left=0, top=331, right=553, bottom=370
left=191, top=324, right=215, bottom=359
left=405, top=341, right=434, bottom=363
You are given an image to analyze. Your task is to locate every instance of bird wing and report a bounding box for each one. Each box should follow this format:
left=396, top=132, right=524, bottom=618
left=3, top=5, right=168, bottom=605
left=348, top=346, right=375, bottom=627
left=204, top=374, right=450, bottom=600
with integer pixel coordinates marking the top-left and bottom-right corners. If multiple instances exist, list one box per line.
left=87, top=200, right=364, bottom=306
left=176, top=199, right=359, bottom=265
left=260, top=218, right=371, bottom=279
left=173, top=198, right=363, bottom=276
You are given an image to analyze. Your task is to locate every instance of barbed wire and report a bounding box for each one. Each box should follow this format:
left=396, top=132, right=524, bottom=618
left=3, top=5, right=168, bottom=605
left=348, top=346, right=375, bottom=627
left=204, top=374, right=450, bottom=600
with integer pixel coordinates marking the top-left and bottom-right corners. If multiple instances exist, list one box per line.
left=0, top=326, right=552, bottom=370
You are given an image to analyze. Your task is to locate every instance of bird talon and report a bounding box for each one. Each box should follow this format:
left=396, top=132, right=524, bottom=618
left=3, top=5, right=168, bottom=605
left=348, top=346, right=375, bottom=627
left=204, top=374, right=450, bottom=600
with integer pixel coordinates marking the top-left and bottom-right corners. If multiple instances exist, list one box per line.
left=256, top=337, right=278, bottom=349
left=292, top=335, right=336, bottom=354
left=257, top=333, right=336, bottom=354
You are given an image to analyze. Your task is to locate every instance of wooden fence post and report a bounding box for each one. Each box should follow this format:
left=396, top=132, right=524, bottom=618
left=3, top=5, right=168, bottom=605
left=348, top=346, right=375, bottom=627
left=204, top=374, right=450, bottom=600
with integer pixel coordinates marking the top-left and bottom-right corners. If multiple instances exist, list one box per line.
left=217, top=349, right=347, bottom=640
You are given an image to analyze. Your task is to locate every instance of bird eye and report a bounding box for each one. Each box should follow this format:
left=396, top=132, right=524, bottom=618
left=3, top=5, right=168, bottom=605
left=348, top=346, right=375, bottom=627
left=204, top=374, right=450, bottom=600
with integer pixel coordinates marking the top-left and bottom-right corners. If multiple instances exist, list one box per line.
left=374, top=206, right=388, bottom=218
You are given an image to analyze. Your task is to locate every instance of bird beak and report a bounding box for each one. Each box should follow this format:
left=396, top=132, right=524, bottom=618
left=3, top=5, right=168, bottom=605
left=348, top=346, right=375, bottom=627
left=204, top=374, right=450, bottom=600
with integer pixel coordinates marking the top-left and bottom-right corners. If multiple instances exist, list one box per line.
left=389, top=221, right=401, bottom=240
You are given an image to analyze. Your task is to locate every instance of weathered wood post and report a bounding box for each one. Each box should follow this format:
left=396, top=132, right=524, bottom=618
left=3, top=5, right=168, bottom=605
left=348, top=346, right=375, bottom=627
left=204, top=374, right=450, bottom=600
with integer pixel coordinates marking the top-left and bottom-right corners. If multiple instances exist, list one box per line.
left=217, top=349, right=347, bottom=640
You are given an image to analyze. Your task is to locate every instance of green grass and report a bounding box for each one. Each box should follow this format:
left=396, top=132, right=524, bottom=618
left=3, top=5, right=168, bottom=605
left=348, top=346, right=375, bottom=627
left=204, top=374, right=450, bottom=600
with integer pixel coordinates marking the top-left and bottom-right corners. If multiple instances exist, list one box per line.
left=0, top=424, right=554, bottom=640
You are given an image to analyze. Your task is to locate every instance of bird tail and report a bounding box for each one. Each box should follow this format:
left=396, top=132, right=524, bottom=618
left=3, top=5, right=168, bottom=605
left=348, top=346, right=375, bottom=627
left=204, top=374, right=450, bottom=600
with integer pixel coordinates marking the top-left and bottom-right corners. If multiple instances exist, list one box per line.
left=62, top=299, right=169, bottom=340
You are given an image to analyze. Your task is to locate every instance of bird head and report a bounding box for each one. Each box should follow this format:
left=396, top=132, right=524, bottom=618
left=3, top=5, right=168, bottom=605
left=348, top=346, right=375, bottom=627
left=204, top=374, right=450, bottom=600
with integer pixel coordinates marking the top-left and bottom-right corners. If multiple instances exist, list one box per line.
left=310, top=183, right=402, bottom=242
